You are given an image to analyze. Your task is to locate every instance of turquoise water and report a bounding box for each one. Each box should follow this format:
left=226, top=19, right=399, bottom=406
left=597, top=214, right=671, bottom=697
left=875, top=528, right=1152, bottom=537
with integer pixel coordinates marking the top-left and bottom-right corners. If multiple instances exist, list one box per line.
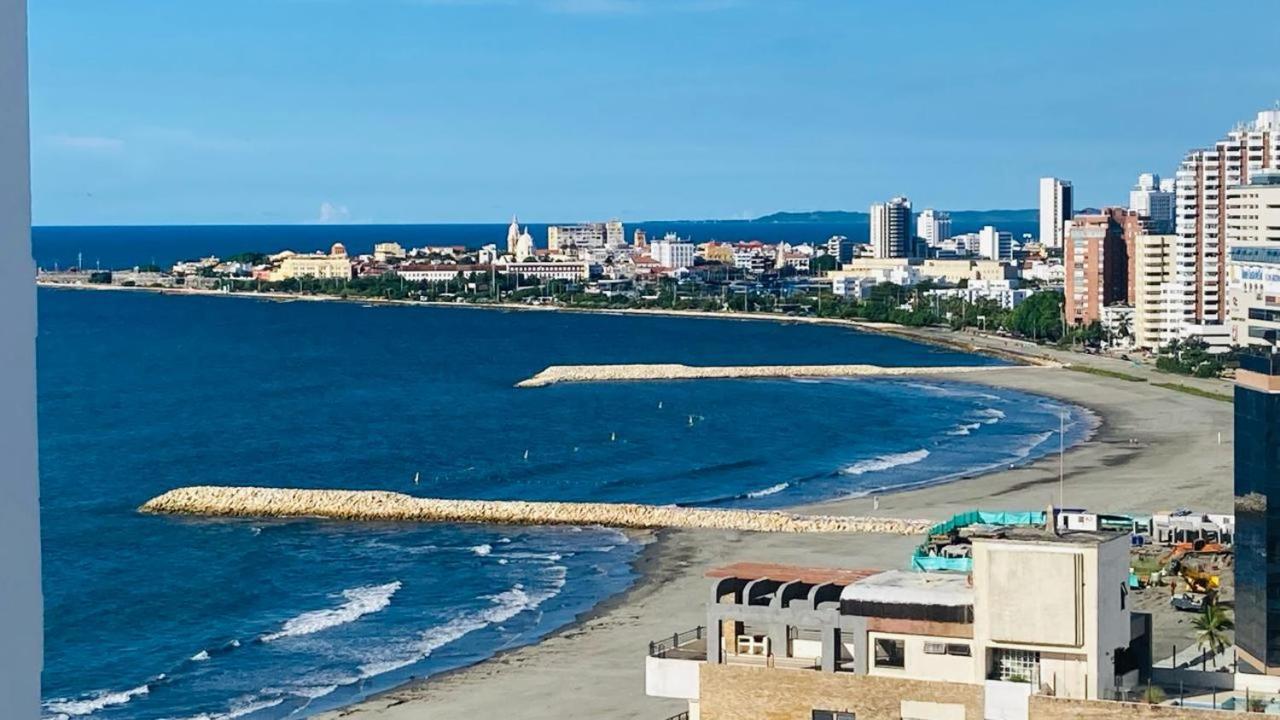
left=38, top=288, right=1089, bottom=719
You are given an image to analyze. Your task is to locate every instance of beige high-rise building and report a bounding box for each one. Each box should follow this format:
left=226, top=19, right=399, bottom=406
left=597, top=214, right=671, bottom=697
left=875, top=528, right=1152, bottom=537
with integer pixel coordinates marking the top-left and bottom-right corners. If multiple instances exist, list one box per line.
left=1226, top=172, right=1280, bottom=348
left=1133, top=234, right=1181, bottom=350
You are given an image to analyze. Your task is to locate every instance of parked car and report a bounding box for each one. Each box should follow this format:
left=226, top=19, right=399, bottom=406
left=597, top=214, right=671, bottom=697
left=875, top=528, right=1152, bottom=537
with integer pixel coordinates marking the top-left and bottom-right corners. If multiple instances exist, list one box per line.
left=1170, top=592, right=1207, bottom=612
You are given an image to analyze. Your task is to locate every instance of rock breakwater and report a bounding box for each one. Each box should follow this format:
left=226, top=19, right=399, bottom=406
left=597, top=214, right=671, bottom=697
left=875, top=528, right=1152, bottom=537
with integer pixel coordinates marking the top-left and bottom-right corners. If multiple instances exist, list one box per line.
left=140, top=486, right=932, bottom=535
left=515, top=362, right=1050, bottom=388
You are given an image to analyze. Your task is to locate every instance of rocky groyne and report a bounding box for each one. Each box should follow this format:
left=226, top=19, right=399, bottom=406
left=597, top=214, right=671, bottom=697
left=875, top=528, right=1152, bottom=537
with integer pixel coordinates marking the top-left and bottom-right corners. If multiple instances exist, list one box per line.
left=516, top=362, right=1051, bottom=388
left=140, top=486, right=932, bottom=535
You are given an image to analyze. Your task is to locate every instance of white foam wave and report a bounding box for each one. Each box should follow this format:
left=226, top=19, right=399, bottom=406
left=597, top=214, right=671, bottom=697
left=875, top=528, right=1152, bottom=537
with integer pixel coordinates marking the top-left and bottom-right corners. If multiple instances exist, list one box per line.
left=1010, top=430, right=1055, bottom=461
left=470, top=544, right=492, bottom=556
left=170, top=696, right=288, bottom=720
left=190, top=649, right=210, bottom=662
left=946, top=422, right=983, bottom=437
left=746, top=482, right=790, bottom=499
left=972, top=407, right=1006, bottom=424
left=841, top=449, right=930, bottom=476
left=356, top=569, right=566, bottom=680
left=43, top=682, right=151, bottom=717
left=261, top=581, right=401, bottom=642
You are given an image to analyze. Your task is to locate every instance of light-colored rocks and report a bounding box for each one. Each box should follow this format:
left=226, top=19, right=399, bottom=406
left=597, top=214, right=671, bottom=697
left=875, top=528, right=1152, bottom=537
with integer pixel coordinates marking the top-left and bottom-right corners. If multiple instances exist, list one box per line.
left=139, top=486, right=932, bottom=535
left=515, top=362, right=1055, bottom=388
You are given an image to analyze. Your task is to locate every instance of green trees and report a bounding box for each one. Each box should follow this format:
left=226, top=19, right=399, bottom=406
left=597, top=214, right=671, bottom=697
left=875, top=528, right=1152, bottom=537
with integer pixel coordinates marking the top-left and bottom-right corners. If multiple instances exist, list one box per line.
left=1191, top=602, right=1234, bottom=658
left=810, top=254, right=838, bottom=274
left=1156, top=339, right=1230, bottom=378
left=1008, top=291, right=1063, bottom=341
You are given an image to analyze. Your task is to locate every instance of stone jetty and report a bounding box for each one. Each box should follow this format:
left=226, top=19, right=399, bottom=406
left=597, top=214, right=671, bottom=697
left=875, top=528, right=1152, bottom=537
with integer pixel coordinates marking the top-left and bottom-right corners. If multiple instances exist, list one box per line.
left=515, top=362, right=1051, bottom=388
left=140, top=486, right=933, bottom=535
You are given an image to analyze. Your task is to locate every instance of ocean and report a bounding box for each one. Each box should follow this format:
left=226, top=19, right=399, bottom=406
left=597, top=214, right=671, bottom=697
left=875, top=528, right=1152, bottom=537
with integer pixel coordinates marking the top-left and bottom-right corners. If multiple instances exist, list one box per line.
left=38, top=241, right=1083, bottom=720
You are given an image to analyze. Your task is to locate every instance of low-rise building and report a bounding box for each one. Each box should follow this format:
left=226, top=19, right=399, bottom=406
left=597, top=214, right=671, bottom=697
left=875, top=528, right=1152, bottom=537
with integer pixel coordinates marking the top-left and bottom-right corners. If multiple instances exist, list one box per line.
left=496, top=260, right=591, bottom=281
left=272, top=243, right=352, bottom=281
left=647, top=525, right=1147, bottom=720
left=373, top=242, right=406, bottom=262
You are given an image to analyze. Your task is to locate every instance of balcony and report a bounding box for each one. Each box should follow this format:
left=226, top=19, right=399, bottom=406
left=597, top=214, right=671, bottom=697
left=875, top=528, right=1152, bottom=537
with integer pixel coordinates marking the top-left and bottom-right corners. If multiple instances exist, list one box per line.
left=647, top=627, right=705, bottom=700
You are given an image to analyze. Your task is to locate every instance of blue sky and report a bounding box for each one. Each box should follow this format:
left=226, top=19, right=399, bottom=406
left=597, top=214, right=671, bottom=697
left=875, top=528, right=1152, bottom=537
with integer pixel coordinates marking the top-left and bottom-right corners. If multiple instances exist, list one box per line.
left=28, top=1, right=1280, bottom=225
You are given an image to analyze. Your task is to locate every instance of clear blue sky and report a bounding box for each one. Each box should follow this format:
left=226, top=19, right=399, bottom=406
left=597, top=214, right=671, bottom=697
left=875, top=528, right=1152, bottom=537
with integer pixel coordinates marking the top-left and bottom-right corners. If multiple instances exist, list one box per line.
left=28, top=0, right=1280, bottom=225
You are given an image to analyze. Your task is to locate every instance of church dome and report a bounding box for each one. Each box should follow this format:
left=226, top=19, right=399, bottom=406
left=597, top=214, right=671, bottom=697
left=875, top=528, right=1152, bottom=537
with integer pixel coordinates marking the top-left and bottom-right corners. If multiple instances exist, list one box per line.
left=330, top=242, right=347, bottom=257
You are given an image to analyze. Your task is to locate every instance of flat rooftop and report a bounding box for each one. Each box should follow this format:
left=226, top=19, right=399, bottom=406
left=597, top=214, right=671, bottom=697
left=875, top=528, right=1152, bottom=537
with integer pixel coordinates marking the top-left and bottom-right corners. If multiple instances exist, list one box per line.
left=706, top=562, right=880, bottom=586
left=970, top=526, right=1127, bottom=545
left=840, top=570, right=974, bottom=607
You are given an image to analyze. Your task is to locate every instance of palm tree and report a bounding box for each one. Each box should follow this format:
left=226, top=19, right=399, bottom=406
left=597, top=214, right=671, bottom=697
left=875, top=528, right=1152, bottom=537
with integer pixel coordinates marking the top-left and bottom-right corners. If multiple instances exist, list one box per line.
left=1192, top=602, right=1234, bottom=661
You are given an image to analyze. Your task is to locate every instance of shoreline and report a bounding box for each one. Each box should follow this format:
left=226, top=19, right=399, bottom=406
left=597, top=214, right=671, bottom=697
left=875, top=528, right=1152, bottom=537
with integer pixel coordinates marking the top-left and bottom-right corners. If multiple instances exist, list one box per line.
left=316, top=359, right=1234, bottom=720
left=34, top=280, right=1049, bottom=367
left=44, top=281, right=1235, bottom=718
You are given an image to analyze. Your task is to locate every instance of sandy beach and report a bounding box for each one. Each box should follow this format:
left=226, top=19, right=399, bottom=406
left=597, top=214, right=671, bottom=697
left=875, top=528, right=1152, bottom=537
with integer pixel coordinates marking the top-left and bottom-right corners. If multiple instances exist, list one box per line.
left=316, top=359, right=1234, bottom=720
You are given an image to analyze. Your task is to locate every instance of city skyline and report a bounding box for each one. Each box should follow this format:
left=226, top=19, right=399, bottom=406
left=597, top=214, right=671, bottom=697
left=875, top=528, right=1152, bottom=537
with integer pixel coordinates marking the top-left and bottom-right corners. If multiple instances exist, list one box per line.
left=29, top=1, right=1280, bottom=226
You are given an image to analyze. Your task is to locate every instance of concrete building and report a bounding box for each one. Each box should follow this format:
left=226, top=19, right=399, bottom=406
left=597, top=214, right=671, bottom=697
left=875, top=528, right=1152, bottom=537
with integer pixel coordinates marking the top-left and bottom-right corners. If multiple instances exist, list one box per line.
left=546, top=220, right=624, bottom=252
left=1174, top=109, right=1280, bottom=334
left=826, top=235, right=854, bottom=264
left=0, top=1, right=42, bottom=715
left=1226, top=172, right=1280, bottom=348
left=1129, top=173, right=1175, bottom=234
left=651, top=233, right=696, bottom=270
left=1132, top=234, right=1184, bottom=350
left=978, top=226, right=1013, bottom=261
left=647, top=527, right=1145, bottom=720
left=1039, top=177, right=1073, bottom=249
left=373, top=242, right=406, bottom=262
left=273, top=243, right=353, bottom=281
left=871, top=196, right=913, bottom=259
left=917, top=209, right=952, bottom=248
left=1065, top=212, right=1130, bottom=327
left=396, top=264, right=490, bottom=282
left=927, top=280, right=1032, bottom=310
left=495, top=260, right=590, bottom=281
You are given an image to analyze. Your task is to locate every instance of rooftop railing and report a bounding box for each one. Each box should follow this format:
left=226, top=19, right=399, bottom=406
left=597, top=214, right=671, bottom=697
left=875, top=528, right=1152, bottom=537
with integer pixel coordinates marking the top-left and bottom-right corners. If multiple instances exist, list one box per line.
left=649, top=626, right=705, bottom=658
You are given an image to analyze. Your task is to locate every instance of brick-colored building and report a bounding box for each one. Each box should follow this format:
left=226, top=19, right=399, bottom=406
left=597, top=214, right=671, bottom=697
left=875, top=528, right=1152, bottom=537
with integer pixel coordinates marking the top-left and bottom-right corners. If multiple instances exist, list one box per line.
left=1065, top=209, right=1136, bottom=327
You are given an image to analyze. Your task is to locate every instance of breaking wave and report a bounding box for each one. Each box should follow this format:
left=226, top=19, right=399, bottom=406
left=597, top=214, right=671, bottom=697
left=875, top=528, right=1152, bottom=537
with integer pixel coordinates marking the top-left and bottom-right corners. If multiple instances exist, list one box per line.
left=841, top=449, right=931, bottom=476
left=261, top=581, right=401, bottom=643
left=43, top=680, right=155, bottom=719
left=746, top=482, right=790, bottom=499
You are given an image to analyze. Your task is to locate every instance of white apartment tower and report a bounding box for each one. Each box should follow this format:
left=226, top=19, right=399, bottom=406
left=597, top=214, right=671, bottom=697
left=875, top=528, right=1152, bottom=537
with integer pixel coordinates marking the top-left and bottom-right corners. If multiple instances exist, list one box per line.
left=1129, top=173, right=1175, bottom=234
left=978, top=225, right=1013, bottom=260
left=915, top=209, right=951, bottom=248
left=871, top=196, right=913, bottom=259
left=1038, top=177, right=1073, bottom=249
left=650, top=233, right=696, bottom=270
left=1175, top=109, right=1280, bottom=330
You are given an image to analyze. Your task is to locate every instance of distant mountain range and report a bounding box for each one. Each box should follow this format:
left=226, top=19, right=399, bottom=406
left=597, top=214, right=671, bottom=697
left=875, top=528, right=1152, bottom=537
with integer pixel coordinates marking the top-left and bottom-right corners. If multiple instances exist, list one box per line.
left=752, top=209, right=1037, bottom=225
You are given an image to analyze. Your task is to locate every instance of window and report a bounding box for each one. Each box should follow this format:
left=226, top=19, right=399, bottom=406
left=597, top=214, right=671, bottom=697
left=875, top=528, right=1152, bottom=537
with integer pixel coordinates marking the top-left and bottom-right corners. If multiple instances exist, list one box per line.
left=812, top=711, right=854, bottom=720
left=923, top=641, right=946, bottom=655
left=1120, top=583, right=1127, bottom=610
left=873, top=638, right=905, bottom=668
left=946, top=643, right=972, bottom=657
left=992, top=648, right=1040, bottom=684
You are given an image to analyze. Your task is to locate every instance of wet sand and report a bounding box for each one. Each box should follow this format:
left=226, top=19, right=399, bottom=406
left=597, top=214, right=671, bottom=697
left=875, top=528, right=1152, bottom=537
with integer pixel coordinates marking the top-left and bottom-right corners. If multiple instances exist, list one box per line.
left=318, top=363, right=1234, bottom=720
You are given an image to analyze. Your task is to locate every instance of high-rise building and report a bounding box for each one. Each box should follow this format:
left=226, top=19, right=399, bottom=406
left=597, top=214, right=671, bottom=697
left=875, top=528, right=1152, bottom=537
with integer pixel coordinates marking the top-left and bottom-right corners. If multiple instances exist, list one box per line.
left=915, top=209, right=951, bottom=248
left=1039, top=177, right=1073, bottom=249
left=605, top=219, right=625, bottom=248
left=1128, top=173, right=1175, bottom=234
left=870, top=196, right=912, bottom=259
left=1175, top=109, right=1280, bottom=330
left=1235, top=350, right=1280, bottom=676
left=1064, top=210, right=1130, bottom=326
left=1132, top=234, right=1184, bottom=351
left=633, top=228, right=647, bottom=248
left=1227, top=171, right=1280, bottom=348
left=825, top=235, right=853, bottom=264
left=977, top=225, right=1012, bottom=261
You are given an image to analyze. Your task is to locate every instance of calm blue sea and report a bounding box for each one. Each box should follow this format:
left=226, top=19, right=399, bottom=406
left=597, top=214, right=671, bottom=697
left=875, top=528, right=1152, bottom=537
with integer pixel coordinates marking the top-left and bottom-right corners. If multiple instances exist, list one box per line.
left=31, top=218, right=1038, bottom=270
left=38, top=281, right=1087, bottom=719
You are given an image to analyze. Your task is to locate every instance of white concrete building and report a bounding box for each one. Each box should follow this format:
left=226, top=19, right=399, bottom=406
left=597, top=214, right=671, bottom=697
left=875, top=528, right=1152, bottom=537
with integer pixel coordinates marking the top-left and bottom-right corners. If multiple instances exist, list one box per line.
left=546, top=220, right=624, bottom=252
left=916, top=209, right=952, bottom=248
left=1129, top=173, right=1175, bottom=234
left=650, top=233, right=696, bottom=270
left=496, top=260, right=590, bottom=281
left=978, top=226, right=1013, bottom=261
left=1174, top=108, right=1280, bottom=332
left=1039, top=177, right=1073, bottom=249
left=1226, top=171, right=1280, bottom=348
left=871, top=196, right=913, bottom=259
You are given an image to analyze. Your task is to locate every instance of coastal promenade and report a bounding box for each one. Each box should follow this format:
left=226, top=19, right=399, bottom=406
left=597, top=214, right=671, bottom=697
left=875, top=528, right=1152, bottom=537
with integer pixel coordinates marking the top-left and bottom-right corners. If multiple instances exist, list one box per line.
left=515, top=361, right=1050, bottom=388
left=140, top=486, right=933, bottom=535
